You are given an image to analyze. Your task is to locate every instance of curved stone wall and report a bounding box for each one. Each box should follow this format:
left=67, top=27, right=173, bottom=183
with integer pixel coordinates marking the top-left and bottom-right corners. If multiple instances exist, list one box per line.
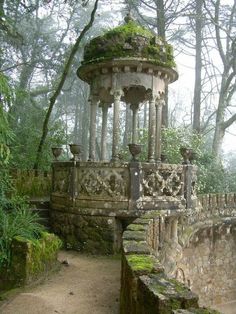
left=120, top=211, right=219, bottom=314
left=176, top=220, right=236, bottom=308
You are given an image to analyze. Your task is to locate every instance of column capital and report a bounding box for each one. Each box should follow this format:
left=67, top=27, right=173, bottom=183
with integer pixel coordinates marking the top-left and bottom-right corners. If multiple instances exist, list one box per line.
left=146, top=89, right=159, bottom=102
left=130, top=103, right=139, bottom=112
left=88, top=96, right=99, bottom=105
left=111, top=89, right=124, bottom=101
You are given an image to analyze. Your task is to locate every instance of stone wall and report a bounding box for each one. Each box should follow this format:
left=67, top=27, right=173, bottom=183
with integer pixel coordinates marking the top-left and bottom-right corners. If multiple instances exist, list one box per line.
left=120, top=212, right=219, bottom=314
left=0, top=232, right=61, bottom=291
left=50, top=211, right=121, bottom=254
left=176, top=220, right=236, bottom=308
left=149, top=193, right=236, bottom=311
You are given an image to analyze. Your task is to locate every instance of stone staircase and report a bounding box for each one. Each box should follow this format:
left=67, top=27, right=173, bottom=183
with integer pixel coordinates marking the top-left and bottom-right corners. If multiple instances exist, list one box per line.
left=30, top=198, right=51, bottom=230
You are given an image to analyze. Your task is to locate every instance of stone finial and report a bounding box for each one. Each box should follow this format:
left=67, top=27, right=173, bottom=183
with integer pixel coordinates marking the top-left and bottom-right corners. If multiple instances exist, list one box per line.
left=124, top=12, right=134, bottom=24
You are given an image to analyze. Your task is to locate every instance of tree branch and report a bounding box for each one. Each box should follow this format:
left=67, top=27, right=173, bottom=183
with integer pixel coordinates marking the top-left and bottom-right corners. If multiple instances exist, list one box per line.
left=33, top=0, right=99, bottom=170
left=223, top=113, right=236, bottom=130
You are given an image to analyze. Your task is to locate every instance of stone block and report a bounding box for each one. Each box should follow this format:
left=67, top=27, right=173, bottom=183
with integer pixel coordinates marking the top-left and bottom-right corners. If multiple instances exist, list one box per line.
left=0, top=232, right=61, bottom=291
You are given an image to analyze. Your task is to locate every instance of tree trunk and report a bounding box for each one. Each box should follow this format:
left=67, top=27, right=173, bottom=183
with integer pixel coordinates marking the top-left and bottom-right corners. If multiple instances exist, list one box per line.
left=156, top=0, right=168, bottom=127
left=212, top=75, right=227, bottom=157
left=193, top=0, right=203, bottom=133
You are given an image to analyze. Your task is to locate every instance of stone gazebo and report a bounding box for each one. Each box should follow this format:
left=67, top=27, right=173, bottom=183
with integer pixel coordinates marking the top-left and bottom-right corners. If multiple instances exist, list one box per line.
left=50, top=19, right=197, bottom=253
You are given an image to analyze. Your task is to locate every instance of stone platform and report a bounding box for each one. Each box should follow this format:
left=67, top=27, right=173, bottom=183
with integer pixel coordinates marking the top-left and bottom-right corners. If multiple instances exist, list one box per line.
left=50, top=161, right=197, bottom=253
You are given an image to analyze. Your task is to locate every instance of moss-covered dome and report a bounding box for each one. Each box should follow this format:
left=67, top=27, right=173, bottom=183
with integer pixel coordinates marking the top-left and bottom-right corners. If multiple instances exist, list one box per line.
left=82, top=20, right=176, bottom=68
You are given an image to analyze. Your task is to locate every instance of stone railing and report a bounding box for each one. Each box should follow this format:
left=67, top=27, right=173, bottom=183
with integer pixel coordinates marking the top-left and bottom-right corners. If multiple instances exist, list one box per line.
left=187, top=193, right=236, bottom=224
left=51, top=161, right=197, bottom=214
left=10, top=169, right=51, bottom=197
left=124, top=200, right=236, bottom=312
left=120, top=211, right=219, bottom=313
left=198, top=193, right=236, bottom=211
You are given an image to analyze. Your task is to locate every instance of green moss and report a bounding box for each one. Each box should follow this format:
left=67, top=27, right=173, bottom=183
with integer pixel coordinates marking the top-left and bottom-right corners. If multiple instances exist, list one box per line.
left=169, top=278, right=187, bottom=293
left=104, top=20, right=153, bottom=39
left=127, top=224, right=146, bottom=231
left=25, top=232, right=62, bottom=276
left=127, top=254, right=155, bottom=272
left=170, top=299, right=182, bottom=310
left=82, top=20, right=176, bottom=68
left=149, top=275, right=189, bottom=296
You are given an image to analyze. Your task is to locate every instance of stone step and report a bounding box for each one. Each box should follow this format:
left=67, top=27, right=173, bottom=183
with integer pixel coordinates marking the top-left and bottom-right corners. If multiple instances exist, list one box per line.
left=29, top=198, right=51, bottom=231
left=31, top=207, right=50, bottom=218
left=30, top=198, right=50, bottom=209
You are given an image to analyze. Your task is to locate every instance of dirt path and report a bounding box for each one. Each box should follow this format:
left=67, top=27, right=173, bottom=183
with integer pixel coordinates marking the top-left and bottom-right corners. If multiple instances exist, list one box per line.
left=0, top=251, right=121, bottom=314
left=213, top=301, right=236, bottom=314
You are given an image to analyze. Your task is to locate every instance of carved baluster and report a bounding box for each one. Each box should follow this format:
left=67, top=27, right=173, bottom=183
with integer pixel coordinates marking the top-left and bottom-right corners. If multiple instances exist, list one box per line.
left=88, top=95, right=98, bottom=161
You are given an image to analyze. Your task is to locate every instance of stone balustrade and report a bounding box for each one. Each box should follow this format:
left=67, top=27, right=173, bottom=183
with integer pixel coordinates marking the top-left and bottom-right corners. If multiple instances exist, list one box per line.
left=187, top=193, right=236, bottom=224
left=51, top=161, right=197, bottom=214
left=120, top=211, right=219, bottom=314
left=120, top=192, right=236, bottom=312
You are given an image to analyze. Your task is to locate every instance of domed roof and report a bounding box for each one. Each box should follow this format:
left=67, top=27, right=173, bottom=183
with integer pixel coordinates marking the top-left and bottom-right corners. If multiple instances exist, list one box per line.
left=82, top=19, right=176, bottom=69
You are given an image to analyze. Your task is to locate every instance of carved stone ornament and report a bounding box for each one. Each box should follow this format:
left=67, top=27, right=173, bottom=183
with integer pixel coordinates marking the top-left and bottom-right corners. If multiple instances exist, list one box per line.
left=142, top=168, right=183, bottom=197
left=78, top=168, right=128, bottom=199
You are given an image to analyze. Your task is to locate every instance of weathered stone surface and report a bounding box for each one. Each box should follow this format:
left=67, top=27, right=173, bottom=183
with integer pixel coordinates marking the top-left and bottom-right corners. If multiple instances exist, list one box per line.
left=137, top=274, right=199, bottom=313
left=0, top=232, right=61, bottom=291
left=51, top=211, right=117, bottom=254
left=126, top=223, right=148, bottom=232
left=123, top=240, right=150, bottom=255
left=120, top=211, right=227, bottom=314
left=123, top=230, right=146, bottom=241
left=176, top=221, right=236, bottom=308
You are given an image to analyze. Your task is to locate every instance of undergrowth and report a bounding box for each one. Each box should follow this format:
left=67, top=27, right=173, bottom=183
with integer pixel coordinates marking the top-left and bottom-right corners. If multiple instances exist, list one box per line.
left=0, top=206, right=45, bottom=268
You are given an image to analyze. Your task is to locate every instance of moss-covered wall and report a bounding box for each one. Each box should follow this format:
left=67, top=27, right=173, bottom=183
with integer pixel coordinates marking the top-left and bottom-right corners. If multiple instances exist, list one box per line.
left=50, top=210, right=124, bottom=254
left=0, top=232, right=61, bottom=292
left=120, top=215, right=220, bottom=314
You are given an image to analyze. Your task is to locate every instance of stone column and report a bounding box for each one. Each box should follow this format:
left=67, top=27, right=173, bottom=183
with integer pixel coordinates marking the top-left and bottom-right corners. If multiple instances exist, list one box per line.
left=88, top=95, right=98, bottom=161
left=155, top=99, right=164, bottom=162
left=148, top=95, right=156, bottom=162
left=100, top=102, right=110, bottom=161
left=112, top=90, right=123, bottom=161
left=130, top=103, right=139, bottom=143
